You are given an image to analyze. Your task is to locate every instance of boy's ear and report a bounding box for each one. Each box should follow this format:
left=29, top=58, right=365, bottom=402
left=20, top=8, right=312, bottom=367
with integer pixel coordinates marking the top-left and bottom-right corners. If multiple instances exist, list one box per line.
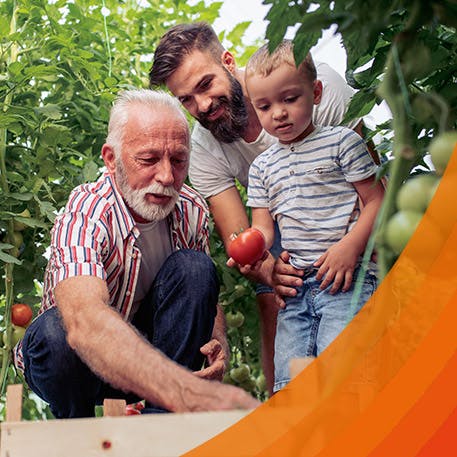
left=221, top=50, right=236, bottom=74
left=313, top=79, right=323, bottom=104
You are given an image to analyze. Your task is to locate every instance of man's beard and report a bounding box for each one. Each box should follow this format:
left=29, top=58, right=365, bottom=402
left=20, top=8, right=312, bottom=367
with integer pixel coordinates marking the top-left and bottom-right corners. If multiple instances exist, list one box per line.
left=115, top=158, right=179, bottom=222
left=197, top=71, right=248, bottom=143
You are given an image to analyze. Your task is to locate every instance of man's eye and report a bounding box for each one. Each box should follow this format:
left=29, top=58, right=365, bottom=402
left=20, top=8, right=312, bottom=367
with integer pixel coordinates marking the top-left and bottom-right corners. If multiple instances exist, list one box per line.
left=180, top=96, right=190, bottom=105
left=200, top=78, right=211, bottom=90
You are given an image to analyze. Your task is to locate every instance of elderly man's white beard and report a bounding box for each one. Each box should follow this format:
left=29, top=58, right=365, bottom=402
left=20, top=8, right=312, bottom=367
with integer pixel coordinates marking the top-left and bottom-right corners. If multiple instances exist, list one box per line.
left=115, top=158, right=179, bottom=222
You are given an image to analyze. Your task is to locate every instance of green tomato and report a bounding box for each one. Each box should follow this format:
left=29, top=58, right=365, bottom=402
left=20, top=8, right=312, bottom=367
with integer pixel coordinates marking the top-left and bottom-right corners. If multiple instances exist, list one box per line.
left=256, top=373, right=267, bottom=392
left=225, top=310, right=245, bottom=329
left=240, top=376, right=257, bottom=392
left=13, top=208, right=32, bottom=232
left=396, top=174, right=440, bottom=213
left=230, top=364, right=251, bottom=383
left=3, top=325, right=26, bottom=348
left=385, top=210, right=423, bottom=255
left=429, top=131, right=457, bottom=176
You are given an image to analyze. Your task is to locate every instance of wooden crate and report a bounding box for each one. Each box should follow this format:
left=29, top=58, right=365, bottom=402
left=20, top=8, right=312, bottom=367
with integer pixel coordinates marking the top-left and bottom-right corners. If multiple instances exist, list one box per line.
left=0, top=385, right=248, bottom=457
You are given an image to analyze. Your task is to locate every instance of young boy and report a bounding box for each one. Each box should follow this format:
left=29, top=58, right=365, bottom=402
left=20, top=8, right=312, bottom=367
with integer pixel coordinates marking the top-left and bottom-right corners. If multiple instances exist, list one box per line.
left=243, top=40, right=385, bottom=393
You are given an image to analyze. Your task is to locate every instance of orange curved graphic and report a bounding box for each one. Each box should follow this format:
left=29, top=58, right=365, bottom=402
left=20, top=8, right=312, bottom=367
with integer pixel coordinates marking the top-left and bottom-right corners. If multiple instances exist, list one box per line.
left=186, top=145, right=457, bottom=457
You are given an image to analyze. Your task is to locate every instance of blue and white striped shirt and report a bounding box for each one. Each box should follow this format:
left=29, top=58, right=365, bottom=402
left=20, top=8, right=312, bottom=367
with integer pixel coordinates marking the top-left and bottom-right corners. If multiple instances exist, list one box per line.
left=247, top=126, right=377, bottom=269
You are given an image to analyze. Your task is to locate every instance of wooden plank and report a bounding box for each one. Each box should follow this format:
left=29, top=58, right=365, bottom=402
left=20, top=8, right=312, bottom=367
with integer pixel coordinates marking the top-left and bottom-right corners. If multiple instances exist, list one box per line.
left=0, top=409, right=249, bottom=457
left=103, top=399, right=126, bottom=417
left=5, top=384, right=23, bottom=423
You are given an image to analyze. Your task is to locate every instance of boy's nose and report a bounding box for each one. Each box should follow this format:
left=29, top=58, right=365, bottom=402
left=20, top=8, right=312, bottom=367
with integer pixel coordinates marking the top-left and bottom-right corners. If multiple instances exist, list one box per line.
left=272, top=107, right=287, bottom=120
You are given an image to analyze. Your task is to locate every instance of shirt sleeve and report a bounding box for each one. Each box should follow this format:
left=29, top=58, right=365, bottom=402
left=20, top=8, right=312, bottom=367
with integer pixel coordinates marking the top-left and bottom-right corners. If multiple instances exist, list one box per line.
left=337, top=128, right=378, bottom=182
left=46, top=189, right=112, bottom=286
left=246, top=157, right=270, bottom=209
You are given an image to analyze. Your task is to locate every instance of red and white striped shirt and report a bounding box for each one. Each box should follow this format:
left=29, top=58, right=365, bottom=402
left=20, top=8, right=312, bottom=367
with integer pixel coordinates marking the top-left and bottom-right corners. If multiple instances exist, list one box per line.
left=14, top=172, right=210, bottom=370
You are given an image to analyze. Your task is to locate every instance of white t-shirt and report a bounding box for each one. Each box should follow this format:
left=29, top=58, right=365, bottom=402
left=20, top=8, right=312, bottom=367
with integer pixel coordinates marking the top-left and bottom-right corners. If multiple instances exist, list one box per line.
left=189, top=62, right=360, bottom=199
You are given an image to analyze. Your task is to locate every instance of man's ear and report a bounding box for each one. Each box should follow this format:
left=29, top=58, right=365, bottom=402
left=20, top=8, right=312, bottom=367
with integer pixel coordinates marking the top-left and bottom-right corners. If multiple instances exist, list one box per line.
left=221, top=50, right=236, bottom=74
left=101, top=144, right=116, bottom=174
left=313, top=79, right=323, bottom=105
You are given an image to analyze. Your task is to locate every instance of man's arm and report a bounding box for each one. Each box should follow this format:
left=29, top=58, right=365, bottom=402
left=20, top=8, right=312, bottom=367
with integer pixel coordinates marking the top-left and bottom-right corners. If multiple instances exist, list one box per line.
left=55, top=275, right=259, bottom=412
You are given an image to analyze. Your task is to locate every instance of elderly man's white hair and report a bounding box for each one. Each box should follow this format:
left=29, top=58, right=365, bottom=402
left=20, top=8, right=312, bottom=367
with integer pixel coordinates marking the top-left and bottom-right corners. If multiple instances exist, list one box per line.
left=106, top=89, right=189, bottom=156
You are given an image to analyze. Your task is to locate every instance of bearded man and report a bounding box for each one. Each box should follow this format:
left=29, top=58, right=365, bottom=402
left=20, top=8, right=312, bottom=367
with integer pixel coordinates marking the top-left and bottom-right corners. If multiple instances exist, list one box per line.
left=15, top=89, right=259, bottom=418
left=149, top=22, right=368, bottom=395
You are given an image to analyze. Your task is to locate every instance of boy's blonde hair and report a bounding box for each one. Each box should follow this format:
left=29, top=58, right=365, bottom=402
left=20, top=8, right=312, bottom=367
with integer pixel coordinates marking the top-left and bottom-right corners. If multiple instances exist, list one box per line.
left=246, top=39, right=317, bottom=83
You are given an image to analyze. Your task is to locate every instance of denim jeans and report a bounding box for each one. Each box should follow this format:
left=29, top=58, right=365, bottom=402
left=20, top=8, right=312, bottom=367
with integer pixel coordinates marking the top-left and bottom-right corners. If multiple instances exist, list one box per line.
left=273, top=268, right=377, bottom=392
left=22, top=249, right=219, bottom=418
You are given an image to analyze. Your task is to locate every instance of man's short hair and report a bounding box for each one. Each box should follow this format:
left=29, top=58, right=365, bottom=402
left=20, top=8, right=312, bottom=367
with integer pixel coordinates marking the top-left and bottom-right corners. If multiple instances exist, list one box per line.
left=149, top=22, right=224, bottom=87
left=246, top=40, right=317, bottom=83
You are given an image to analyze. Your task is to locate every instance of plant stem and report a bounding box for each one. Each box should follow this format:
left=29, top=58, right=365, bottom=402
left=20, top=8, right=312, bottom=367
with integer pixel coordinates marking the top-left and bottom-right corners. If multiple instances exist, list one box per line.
left=0, top=2, right=18, bottom=397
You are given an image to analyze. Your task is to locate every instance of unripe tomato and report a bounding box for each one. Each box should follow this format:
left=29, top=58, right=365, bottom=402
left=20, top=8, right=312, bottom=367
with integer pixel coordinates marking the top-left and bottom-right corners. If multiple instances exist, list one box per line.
left=11, top=303, right=33, bottom=327
left=3, top=324, right=27, bottom=347
left=429, top=131, right=457, bottom=176
left=385, top=210, right=423, bottom=255
left=228, top=228, right=266, bottom=266
left=13, top=208, right=31, bottom=232
left=240, top=376, right=257, bottom=392
left=256, top=373, right=267, bottom=392
left=225, top=310, right=245, bottom=328
left=396, top=173, right=440, bottom=213
left=230, top=364, right=251, bottom=383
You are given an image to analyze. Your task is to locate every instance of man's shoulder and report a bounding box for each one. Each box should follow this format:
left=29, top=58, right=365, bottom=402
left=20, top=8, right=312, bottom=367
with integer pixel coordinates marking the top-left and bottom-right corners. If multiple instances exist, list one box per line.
left=178, top=183, right=209, bottom=212
left=65, top=173, right=119, bottom=215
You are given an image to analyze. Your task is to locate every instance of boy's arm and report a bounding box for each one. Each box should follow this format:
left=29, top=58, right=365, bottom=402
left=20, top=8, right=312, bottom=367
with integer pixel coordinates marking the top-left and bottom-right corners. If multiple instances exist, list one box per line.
left=314, top=175, right=385, bottom=294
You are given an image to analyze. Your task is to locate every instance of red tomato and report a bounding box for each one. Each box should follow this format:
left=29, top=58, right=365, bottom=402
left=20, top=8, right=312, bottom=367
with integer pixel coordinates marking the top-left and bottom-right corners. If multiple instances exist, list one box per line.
left=125, top=405, right=141, bottom=415
left=11, top=303, right=33, bottom=327
left=228, top=228, right=266, bottom=266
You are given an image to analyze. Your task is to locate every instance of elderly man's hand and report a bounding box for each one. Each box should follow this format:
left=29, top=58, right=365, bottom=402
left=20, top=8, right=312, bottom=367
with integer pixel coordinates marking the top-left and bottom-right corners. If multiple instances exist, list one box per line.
left=193, top=338, right=228, bottom=381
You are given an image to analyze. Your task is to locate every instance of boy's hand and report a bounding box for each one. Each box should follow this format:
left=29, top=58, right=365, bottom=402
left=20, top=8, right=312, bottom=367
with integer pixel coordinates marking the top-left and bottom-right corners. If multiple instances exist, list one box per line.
left=313, top=239, right=359, bottom=294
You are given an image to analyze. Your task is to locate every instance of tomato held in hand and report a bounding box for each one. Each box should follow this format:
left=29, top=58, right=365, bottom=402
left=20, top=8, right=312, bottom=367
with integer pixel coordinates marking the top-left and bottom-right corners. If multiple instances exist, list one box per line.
left=11, top=303, right=33, bottom=327
left=228, top=228, right=266, bottom=266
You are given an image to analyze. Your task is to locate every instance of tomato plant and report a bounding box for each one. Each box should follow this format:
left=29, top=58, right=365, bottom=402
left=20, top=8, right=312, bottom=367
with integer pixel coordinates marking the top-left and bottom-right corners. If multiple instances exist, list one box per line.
left=228, top=228, right=266, bottom=266
left=11, top=303, right=33, bottom=327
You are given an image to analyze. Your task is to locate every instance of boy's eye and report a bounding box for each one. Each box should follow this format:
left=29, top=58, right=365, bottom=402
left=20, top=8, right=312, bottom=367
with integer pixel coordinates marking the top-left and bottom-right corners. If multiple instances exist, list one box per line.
left=284, top=96, right=298, bottom=103
left=257, top=104, right=270, bottom=112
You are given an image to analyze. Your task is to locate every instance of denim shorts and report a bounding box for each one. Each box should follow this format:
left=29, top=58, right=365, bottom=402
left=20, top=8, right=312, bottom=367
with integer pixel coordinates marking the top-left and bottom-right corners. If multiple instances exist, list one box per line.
left=273, top=268, right=378, bottom=392
left=255, top=222, right=282, bottom=295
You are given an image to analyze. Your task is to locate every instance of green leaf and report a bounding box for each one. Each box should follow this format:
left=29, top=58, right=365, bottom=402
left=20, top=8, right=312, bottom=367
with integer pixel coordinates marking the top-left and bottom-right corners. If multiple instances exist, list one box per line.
left=82, top=160, right=101, bottom=182
left=35, top=104, right=62, bottom=121
left=342, top=88, right=377, bottom=124
left=0, top=250, right=22, bottom=265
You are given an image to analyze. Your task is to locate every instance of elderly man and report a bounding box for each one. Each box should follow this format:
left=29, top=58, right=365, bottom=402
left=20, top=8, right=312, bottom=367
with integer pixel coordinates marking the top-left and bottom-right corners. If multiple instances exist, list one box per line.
left=15, top=89, right=259, bottom=418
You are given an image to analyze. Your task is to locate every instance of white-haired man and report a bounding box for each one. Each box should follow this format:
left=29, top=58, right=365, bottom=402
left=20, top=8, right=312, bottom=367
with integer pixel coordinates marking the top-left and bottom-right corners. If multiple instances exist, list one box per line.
left=15, top=89, right=259, bottom=418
